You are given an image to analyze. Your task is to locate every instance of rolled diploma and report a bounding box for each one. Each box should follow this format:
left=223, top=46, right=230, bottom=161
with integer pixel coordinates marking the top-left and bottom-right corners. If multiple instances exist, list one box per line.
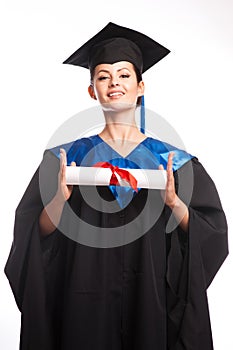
left=66, top=166, right=167, bottom=190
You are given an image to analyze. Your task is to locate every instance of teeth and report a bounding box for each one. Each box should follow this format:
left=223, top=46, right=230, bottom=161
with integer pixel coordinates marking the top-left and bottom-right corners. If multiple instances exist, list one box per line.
left=109, top=92, right=123, bottom=97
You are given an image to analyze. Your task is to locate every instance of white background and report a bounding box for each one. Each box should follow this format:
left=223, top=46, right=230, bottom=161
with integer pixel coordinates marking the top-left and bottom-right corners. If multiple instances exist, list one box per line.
left=0, top=0, right=232, bottom=348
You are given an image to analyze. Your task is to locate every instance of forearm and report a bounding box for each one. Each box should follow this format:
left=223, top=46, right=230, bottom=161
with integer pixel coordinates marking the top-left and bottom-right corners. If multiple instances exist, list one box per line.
left=39, top=193, right=66, bottom=237
left=169, top=195, right=189, bottom=232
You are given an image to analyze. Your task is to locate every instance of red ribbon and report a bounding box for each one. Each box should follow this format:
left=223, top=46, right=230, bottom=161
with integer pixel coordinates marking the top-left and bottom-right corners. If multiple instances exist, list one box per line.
left=93, top=162, right=138, bottom=192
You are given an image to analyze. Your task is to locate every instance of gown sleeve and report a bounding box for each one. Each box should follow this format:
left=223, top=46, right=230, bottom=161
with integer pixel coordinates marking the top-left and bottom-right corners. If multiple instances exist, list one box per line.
left=4, top=150, right=61, bottom=350
left=166, top=157, right=228, bottom=349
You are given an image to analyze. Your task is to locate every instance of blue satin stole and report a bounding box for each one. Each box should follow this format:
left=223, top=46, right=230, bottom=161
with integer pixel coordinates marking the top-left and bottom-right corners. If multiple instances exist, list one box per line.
left=50, top=135, right=194, bottom=209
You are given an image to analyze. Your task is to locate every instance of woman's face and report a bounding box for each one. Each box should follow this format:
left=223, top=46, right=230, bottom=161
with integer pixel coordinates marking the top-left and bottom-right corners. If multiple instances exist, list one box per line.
left=89, top=61, right=144, bottom=111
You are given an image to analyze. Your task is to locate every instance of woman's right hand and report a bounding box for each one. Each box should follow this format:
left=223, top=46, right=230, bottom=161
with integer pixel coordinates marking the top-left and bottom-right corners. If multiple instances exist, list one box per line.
left=56, top=148, right=76, bottom=203
left=40, top=148, right=76, bottom=236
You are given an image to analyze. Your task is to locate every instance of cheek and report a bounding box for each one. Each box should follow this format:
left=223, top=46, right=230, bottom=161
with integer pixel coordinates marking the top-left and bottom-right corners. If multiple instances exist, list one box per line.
left=95, top=88, right=104, bottom=99
left=93, top=82, right=105, bottom=95
left=130, top=85, right=141, bottom=97
left=91, top=85, right=100, bottom=99
left=94, top=87, right=107, bottom=103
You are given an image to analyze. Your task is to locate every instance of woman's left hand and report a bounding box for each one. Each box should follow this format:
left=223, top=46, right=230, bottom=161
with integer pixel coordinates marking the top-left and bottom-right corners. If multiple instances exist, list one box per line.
left=159, top=152, right=178, bottom=209
left=159, top=152, right=189, bottom=232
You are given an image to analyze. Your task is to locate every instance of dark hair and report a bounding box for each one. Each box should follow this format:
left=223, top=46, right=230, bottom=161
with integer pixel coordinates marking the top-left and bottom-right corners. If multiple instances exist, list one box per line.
left=90, top=63, right=143, bottom=106
left=134, top=66, right=143, bottom=106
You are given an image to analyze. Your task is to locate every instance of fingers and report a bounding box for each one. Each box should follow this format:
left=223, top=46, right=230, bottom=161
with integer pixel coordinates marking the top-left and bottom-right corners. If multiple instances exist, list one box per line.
left=166, top=152, right=174, bottom=185
left=59, top=150, right=76, bottom=184
left=167, top=152, right=174, bottom=172
left=60, top=148, right=67, bottom=183
left=158, top=152, right=174, bottom=172
left=60, top=149, right=76, bottom=168
left=159, top=152, right=177, bottom=208
left=60, top=148, right=67, bottom=167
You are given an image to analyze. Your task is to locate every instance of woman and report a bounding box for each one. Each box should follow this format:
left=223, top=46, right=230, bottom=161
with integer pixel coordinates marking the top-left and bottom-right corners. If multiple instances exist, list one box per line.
left=5, top=22, right=228, bottom=350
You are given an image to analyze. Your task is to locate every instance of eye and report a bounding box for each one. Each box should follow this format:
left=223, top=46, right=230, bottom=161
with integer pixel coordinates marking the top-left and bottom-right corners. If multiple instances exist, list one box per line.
left=120, top=74, right=130, bottom=79
left=98, top=76, right=110, bottom=81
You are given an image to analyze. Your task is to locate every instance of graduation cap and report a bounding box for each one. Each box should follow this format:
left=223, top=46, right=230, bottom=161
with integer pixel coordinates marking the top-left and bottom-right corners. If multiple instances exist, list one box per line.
left=63, top=22, right=170, bottom=132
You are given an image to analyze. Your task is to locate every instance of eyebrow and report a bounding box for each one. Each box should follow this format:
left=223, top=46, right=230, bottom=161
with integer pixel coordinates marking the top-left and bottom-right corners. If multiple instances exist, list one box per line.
left=96, top=68, right=131, bottom=74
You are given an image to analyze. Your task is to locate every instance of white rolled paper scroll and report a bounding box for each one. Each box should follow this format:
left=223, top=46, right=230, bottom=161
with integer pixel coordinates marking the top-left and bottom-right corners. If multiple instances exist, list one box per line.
left=66, top=166, right=167, bottom=190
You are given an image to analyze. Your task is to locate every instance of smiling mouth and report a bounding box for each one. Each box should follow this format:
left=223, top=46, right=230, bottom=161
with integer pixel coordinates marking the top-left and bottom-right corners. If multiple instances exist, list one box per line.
left=108, top=92, right=124, bottom=97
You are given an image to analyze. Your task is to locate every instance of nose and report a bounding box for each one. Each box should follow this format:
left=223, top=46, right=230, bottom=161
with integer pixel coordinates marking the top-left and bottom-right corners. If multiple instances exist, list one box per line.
left=109, top=76, right=120, bottom=87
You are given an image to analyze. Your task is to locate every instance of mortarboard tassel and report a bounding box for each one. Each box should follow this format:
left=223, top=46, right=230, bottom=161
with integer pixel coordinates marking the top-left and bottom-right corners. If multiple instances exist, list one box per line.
left=140, top=95, right=145, bottom=134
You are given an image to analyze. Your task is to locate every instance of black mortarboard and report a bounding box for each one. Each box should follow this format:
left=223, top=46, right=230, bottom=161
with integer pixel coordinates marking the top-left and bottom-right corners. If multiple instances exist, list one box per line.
left=63, top=22, right=170, bottom=73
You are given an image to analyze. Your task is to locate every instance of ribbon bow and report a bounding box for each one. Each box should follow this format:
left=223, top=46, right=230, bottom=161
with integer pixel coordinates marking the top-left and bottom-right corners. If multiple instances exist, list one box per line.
left=93, top=162, right=138, bottom=193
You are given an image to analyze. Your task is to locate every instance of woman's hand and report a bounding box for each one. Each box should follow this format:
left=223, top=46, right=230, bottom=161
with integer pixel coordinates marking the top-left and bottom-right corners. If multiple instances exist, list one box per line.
left=159, top=152, right=178, bottom=209
left=39, top=149, right=76, bottom=236
left=159, top=152, right=189, bottom=232
left=55, top=148, right=76, bottom=203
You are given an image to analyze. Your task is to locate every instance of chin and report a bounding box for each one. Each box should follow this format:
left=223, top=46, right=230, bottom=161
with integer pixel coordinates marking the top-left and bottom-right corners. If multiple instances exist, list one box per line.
left=101, top=101, right=136, bottom=112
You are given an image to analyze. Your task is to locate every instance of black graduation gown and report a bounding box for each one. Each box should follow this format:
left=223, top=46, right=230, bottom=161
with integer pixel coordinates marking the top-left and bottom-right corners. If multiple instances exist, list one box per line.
left=5, top=150, right=228, bottom=350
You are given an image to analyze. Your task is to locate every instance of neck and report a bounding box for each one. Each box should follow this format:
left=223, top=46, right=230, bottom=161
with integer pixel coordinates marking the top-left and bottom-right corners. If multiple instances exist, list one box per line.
left=100, top=107, right=144, bottom=143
